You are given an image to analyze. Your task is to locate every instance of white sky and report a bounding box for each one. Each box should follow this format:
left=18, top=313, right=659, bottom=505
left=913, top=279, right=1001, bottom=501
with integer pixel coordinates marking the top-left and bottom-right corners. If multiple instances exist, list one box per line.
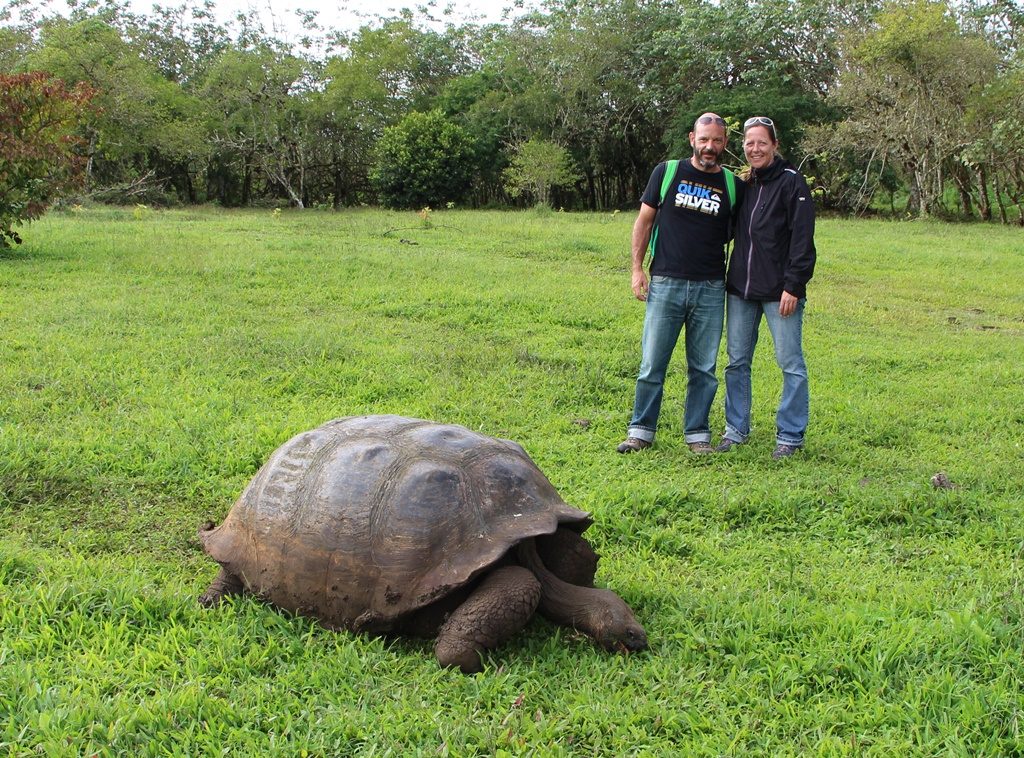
left=19, top=0, right=532, bottom=51
left=185, top=0, right=529, bottom=42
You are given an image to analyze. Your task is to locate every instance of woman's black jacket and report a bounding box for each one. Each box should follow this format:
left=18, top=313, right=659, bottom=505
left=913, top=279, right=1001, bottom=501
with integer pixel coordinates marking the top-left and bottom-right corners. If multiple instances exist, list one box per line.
left=727, top=157, right=816, bottom=300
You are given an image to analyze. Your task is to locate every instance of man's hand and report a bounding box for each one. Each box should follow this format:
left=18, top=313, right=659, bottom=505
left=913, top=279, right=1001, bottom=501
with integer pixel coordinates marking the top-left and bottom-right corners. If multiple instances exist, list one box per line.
left=779, top=291, right=798, bottom=317
left=632, top=270, right=649, bottom=301
left=630, top=204, right=656, bottom=301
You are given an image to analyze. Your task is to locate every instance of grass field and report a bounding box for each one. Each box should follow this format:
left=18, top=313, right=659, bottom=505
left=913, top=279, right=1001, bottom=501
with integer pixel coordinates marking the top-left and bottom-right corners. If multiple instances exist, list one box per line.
left=2, top=206, right=1023, bottom=755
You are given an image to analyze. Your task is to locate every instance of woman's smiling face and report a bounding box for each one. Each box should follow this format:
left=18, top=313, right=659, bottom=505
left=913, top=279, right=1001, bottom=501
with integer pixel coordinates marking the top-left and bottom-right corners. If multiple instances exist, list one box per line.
left=743, top=125, right=777, bottom=170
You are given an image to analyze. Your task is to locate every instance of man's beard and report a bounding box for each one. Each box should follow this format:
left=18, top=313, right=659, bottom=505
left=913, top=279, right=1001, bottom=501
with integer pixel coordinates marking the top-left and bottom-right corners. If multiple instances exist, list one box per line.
left=693, top=147, right=722, bottom=170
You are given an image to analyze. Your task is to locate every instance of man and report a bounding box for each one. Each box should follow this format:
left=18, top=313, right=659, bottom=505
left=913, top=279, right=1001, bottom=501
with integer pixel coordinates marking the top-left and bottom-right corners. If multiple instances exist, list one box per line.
left=617, top=113, right=742, bottom=454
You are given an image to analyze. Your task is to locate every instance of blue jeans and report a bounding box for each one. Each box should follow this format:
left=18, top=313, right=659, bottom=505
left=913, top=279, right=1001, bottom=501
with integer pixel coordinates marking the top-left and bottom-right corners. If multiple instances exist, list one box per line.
left=627, top=276, right=725, bottom=444
left=722, top=293, right=808, bottom=447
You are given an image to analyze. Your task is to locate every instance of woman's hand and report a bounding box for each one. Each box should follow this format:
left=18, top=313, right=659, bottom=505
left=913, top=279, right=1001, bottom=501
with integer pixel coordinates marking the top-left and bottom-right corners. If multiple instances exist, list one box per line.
left=779, top=291, right=798, bottom=317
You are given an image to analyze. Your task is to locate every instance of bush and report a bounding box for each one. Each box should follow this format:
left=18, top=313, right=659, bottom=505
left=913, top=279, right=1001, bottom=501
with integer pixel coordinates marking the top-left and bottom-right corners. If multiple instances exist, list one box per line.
left=0, top=72, right=94, bottom=247
left=371, top=110, right=476, bottom=209
left=503, top=139, right=581, bottom=208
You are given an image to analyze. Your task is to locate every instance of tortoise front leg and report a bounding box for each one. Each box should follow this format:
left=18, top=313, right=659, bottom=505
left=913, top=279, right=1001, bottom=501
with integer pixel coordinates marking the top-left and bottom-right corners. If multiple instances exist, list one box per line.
left=536, top=527, right=599, bottom=587
left=198, top=567, right=246, bottom=607
left=434, top=566, right=541, bottom=674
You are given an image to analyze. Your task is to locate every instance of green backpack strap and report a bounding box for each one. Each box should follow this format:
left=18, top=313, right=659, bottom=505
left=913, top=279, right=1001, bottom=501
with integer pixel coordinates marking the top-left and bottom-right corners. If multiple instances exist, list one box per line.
left=648, top=159, right=679, bottom=258
left=722, top=167, right=737, bottom=256
left=659, top=159, right=680, bottom=205
left=722, top=167, right=736, bottom=210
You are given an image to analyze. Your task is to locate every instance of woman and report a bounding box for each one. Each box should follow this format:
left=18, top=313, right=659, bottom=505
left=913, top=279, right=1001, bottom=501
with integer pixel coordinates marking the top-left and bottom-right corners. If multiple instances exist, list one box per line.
left=715, top=116, right=817, bottom=459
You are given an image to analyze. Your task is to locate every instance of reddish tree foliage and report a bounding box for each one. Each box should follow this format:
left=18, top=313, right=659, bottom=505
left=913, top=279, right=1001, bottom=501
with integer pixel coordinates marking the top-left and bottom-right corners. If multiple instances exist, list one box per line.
left=0, top=72, right=95, bottom=247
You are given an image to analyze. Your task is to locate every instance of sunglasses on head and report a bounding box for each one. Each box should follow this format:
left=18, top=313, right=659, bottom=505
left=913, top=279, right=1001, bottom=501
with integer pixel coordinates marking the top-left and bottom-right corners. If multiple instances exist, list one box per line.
left=697, top=115, right=727, bottom=126
left=744, top=116, right=775, bottom=130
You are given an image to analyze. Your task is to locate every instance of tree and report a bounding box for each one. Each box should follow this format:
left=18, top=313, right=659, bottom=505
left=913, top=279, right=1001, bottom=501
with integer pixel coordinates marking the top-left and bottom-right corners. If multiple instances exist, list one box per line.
left=655, top=0, right=879, bottom=165
left=484, top=0, right=673, bottom=209
left=199, top=45, right=313, bottom=207
left=961, top=1, right=1024, bottom=223
left=0, top=12, right=36, bottom=72
left=0, top=72, right=93, bottom=246
left=27, top=16, right=209, bottom=202
left=503, top=139, right=580, bottom=207
left=964, top=63, right=1024, bottom=223
left=319, top=28, right=409, bottom=208
left=333, top=16, right=468, bottom=116
left=133, top=0, right=229, bottom=87
left=319, top=17, right=470, bottom=207
left=814, top=1, right=999, bottom=217
left=371, top=110, right=476, bottom=209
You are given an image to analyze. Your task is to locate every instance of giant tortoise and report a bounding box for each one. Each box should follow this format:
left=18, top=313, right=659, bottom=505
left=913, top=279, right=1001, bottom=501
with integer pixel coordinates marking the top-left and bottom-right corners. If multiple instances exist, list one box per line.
left=197, top=415, right=647, bottom=673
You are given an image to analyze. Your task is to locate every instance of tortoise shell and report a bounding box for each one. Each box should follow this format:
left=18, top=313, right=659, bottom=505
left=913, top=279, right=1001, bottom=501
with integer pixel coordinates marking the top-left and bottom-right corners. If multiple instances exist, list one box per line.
left=199, top=415, right=591, bottom=632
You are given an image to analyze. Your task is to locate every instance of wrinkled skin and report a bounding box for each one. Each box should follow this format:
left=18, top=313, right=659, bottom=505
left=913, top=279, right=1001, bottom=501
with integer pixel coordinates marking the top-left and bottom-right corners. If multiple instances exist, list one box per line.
left=433, top=566, right=542, bottom=673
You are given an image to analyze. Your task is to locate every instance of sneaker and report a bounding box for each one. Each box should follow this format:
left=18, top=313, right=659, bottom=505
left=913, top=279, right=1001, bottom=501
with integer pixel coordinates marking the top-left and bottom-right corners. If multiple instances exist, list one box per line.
left=714, top=438, right=741, bottom=453
left=771, top=444, right=800, bottom=460
left=687, top=441, right=714, bottom=455
left=616, top=437, right=651, bottom=454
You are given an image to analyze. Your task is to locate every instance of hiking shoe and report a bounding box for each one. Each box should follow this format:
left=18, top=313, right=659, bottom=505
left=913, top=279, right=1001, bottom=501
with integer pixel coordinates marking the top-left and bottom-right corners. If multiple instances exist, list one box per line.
left=771, top=444, right=800, bottom=460
left=616, top=437, right=651, bottom=454
left=687, top=441, right=714, bottom=455
left=714, top=438, right=741, bottom=453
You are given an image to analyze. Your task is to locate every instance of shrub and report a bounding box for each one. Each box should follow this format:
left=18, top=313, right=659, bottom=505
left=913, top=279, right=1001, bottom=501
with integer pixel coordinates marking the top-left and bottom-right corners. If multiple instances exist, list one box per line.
left=371, top=110, right=475, bottom=209
left=0, top=72, right=94, bottom=247
left=503, top=138, right=581, bottom=208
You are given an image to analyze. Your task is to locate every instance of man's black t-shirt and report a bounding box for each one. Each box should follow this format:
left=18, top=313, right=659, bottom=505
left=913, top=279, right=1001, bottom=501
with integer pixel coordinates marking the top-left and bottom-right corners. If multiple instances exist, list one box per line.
left=640, top=160, right=741, bottom=281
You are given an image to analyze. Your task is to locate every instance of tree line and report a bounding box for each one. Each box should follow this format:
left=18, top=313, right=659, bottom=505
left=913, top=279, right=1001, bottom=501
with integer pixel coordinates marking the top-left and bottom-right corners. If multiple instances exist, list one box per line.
left=1, top=0, right=1022, bottom=222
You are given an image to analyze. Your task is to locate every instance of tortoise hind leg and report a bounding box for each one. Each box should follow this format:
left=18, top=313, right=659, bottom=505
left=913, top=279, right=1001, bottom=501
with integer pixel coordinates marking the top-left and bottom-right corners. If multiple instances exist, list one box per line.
left=198, top=567, right=246, bottom=607
left=434, top=566, right=541, bottom=674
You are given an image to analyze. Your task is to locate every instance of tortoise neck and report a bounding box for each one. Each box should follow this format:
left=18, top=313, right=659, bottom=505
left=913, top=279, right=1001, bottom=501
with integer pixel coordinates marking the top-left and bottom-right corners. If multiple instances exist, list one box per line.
left=516, top=539, right=609, bottom=633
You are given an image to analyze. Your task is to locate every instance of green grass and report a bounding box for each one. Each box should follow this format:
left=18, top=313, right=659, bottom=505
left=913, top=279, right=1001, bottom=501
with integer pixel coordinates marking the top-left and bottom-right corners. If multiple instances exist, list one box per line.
left=2, top=206, right=1023, bottom=755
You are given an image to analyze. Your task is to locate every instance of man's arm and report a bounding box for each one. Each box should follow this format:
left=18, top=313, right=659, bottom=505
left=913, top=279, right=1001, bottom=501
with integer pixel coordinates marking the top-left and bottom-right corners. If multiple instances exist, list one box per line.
left=630, top=203, right=657, bottom=301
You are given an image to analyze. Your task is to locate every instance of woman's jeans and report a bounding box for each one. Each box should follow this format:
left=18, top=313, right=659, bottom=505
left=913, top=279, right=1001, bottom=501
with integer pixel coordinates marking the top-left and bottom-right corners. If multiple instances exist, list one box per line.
left=627, top=276, right=725, bottom=444
left=722, top=293, right=808, bottom=447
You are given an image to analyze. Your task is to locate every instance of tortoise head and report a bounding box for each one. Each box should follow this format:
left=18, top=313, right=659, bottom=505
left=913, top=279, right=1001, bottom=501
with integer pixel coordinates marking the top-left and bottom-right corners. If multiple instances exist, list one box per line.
left=585, top=587, right=648, bottom=653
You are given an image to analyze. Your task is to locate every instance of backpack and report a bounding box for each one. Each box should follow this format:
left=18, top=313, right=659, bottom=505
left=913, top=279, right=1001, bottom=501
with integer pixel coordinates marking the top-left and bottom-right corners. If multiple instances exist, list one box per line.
left=648, top=159, right=736, bottom=257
